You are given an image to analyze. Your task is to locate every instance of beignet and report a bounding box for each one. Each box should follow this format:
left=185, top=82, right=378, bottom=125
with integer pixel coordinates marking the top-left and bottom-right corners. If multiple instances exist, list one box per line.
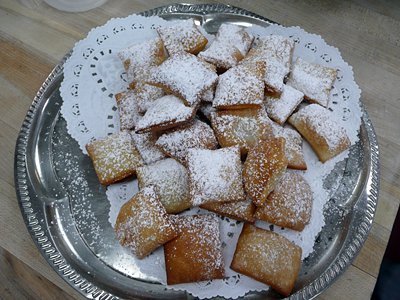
left=287, top=58, right=337, bottom=107
left=164, top=214, right=225, bottom=284
left=230, top=223, right=302, bottom=297
left=137, top=158, right=191, bottom=214
left=254, top=172, right=313, bottom=231
left=115, top=186, right=178, bottom=259
left=86, top=131, right=143, bottom=185
left=288, top=104, right=350, bottom=162
left=187, top=146, right=245, bottom=206
left=243, top=137, right=287, bottom=206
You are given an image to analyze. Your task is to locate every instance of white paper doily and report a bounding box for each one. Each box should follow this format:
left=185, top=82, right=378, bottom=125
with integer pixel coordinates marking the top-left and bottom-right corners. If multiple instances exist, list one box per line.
left=60, top=14, right=362, bottom=300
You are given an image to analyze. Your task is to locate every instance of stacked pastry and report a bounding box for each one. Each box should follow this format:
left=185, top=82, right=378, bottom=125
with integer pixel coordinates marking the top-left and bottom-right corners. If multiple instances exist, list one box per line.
left=85, top=19, right=350, bottom=297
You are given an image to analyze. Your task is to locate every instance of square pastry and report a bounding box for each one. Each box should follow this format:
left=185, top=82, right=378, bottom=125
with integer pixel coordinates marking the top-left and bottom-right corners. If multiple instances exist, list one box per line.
left=213, top=62, right=265, bottom=109
left=187, top=146, right=245, bottom=206
left=157, top=19, right=208, bottom=55
left=117, top=37, right=167, bottom=86
left=137, top=158, right=191, bottom=214
left=287, top=58, right=337, bottom=107
left=115, top=90, right=142, bottom=130
left=216, top=23, right=254, bottom=57
left=115, top=186, right=178, bottom=259
left=130, top=131, right=165, bottom=165
left=164, top=214, right=225, bottom=284
left=211, top=108, right=273, bottom=155
left=198, top=39, right=244, bottom=72
left=86, top=131, right=143, bottom=185
left=200, top=198, right=256, bottom=223
left=148, top=52, right=218, bottom=106
left=230, top=223, right=302, bottom=296
left=265, top=84, right=304, bottom=125
left=243, top=137, right=288, bottom=206
left=197, top=24, right=253, bottom=72
left=288, top=104, right=350, bottom=162
left=254, top=172, right=313, bottom=231
left=155, top=119, right=218, bottom=165
left=243, top=35, right=294, bottom=97
left=272, top=125, right=307, bottom=170
left=135, top=95, right=197, bottom=133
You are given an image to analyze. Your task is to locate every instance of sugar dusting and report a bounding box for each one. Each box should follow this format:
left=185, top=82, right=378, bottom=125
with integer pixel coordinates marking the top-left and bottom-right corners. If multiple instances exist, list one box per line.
left=149, top=52, right=218, bottom=106
left=61, top=16, right=363, bottom=299
left=155, top=119, right=218, bottom=164
left=213, top=63, right=265, bottom=108
left=290, top=104, right=348, bottom=149
left=187, top=146, right=245, bottom=205
left=287, top=58, right=337, bottom=107
left=135, top=95, right=195, bottom=132
left=157, top=19, right=207, bottom=55
left=130, top=131, right=165, bottom=165
left=264, top=84, right=304, bottom=124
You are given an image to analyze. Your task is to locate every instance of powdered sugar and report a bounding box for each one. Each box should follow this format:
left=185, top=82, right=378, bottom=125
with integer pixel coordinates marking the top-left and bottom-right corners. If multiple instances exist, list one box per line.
left=137, top=158, right=191, bottom=214
left=265, top=84, right=304, bottom=124
left=198, top=40, right=243, bottom=70
left=116, top=91, right=142, bottom=130
left=130, top=131, right=165, bottom=165
left=243, top=35, right=294, bottom=95
left=115, top=185, right=178, bottom=258
left=187, top=146, right=245, bottom=205
left=135, top=95, right=195, bottom=133
left=157, top=19, right=208, bottom=55
left=255, top=172, right=312, bottom=231
left=86, top=130, right=143, bottom=185
left=216, top=23, right=254, bottom=56
left=156, top=119, right=218, bottom=164
left=272, top=125, right=306, bottom=169
left=290, top=104, right=347, bottom=149
left=287, top=58, right=337, bottom=107
left=213, top=63, right=265, bottom=109
left=118, top=37, right=165, bottom=83
left=164, top=214, right=225, bottom=284
left=134, top=83, right=165, bottom=113
left=211, top=109, right=272, bottom=154
left=60, top=14, right=363, bottom=299
left=149, top=52, right=218, bottom=106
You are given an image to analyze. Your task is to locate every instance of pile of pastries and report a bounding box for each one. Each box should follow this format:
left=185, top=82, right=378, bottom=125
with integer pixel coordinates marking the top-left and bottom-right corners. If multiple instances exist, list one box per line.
left=85, top=19, right=350, bottom=296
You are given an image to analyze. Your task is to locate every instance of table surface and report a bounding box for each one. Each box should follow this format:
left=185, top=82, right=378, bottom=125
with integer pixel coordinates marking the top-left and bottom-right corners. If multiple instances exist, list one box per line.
left=1, top=0, right=399, bottom=299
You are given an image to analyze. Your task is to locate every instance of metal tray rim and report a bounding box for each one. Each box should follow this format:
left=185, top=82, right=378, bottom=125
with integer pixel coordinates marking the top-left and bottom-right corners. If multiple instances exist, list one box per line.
left=14, top=3, right=380, bottom=300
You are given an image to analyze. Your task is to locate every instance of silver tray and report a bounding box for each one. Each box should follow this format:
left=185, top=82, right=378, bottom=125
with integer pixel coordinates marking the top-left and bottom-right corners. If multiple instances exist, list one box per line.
left=14, top=3, right=380, bottom=300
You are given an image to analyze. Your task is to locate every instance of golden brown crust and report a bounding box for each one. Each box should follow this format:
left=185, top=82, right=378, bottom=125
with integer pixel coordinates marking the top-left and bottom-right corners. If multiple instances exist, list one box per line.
left=254, top=172, right=313, bottom=231
left=134, top=95, right=198, bottom=134
left=243, top=137, right=288, bottom=206
left=230, top=223, right=302, bottom=297
left=271, top=125, right=307, bottom=170
left=136, top=158, right=192, bottom=214
left=288, top=104, right=350, bottom=162
left=213, top=62, right=266, bottom=110
left=210, top=108, right=273, bottom=156
left=157, top=19, right=208, bottom=55
left=85, top=131, right=143, bottom=185
left=155, top=119, right=218, bottom=165
left=164, top=215, right=225, bottom=284
left=187, top=146, right=245, bottom=206
left=115, top=186, right=178, bottom=259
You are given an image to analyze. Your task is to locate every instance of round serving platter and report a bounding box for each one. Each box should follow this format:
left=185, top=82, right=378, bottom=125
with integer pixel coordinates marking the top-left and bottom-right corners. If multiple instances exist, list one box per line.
left=14, top=3, right=380, bottom=300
